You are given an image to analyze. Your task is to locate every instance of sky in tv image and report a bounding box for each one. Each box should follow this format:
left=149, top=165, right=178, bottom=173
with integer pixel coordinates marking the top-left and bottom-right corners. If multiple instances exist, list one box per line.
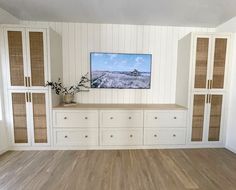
left=91, top=53, right=152, bottom=89
left=91, top=53, right=151, bottom=72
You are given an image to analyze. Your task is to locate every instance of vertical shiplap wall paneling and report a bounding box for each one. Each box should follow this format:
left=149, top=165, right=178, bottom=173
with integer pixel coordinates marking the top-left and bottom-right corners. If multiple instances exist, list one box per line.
left=21, top=20, right=215, bottom=104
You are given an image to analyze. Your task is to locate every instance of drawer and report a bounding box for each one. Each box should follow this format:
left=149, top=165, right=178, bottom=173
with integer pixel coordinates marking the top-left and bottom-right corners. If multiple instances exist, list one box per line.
left=101, top=128, right=143, bottom=146
left=53, top=110, right=98, bottom=128
left=54, top=128, right=98, bottom=146
left=144, top=111, right=187, bottom=128
left=101, top=110, right=143, bottom=128
left=144, top=128, right=186, bottom=145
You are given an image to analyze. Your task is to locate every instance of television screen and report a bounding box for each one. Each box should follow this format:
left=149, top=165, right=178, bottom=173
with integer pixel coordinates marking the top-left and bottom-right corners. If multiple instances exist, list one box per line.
left=90, top=52, right=152, bottom=89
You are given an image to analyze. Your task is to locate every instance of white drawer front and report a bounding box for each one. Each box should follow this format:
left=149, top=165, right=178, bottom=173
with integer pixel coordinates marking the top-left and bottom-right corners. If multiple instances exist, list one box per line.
left=144, top=111, right=187, bottom=128
left=101, top=110, right=143, bottom=128
left=101, top=128, right=143, bottom=146
left=54, top=111, right=98, bottom=128
left=144, top=128, right=186, bottom=145
left=54, top=129, right=98, bottom=146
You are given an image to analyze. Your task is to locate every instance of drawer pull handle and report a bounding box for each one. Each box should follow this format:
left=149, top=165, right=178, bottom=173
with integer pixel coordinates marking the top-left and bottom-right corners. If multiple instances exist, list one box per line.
left=173, top=134, right=176, bottom=137
left=174, top=117, right=177, bottom=119
left=110, top=135, right=113, bottom=138
left=64, top=135, right=68, bottom=138
left=155, top=117, right=158, bottom=120
left=129, top=117, right=132, bottom=120
left=64, top=117, right=67, bottom=120
left=110, top=117, right=113, bottom=120
left=130, top=134, right=133, bottom=138
left=85, top=117, right=88, bottom=120
left=154, top=134, right=157, bottom=138
left=85, top=135, right=88, bottom=138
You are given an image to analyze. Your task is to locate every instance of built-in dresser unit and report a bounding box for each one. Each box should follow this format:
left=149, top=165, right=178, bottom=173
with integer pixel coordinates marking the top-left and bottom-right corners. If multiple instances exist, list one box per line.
left=53, top=104, right=187, bottom=149
left=1, top=27, right=232, bottom=150
left=1, top=25, right=62, bottom=148
left=176, top=32, right=231, bottom=147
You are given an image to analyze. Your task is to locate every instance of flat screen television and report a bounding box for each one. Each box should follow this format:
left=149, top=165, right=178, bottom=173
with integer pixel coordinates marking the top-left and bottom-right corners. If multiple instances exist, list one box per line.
left=90, top=52, right=152, bottom=89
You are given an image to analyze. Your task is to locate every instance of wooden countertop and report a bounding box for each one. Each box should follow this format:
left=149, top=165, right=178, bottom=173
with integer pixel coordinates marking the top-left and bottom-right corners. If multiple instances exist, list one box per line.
left=53, top=103, right=187, bottom=110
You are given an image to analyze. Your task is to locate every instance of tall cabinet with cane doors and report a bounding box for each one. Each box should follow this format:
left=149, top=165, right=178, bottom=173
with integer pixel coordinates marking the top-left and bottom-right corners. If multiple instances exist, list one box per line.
left=1, top=25, right=62, bottom=147
left=176, top=32, right=231, bottom=146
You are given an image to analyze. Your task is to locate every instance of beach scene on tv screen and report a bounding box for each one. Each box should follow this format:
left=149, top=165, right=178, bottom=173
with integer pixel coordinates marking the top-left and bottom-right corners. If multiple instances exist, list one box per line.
left=90, top=53, right=151, bottom=89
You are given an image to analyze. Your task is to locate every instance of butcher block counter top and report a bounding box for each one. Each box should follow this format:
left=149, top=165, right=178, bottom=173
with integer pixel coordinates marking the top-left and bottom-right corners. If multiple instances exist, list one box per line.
left=53, top=103, right=187, bottom=110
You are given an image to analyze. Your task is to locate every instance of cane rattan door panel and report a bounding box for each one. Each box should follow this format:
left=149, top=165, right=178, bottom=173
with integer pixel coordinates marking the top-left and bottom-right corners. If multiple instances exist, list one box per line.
left=11, top=93, right=28, bottom=143
left=208, top=95, right=223, bottom=141
left=212, top=38, right=227, bottom=89
left=32, top=93, right=47, bottom=143
left=7, top=31, right=25, bottom=86
left=194, top=38, right=209, bottom=89
left=191, top=95, right=206, bottom=141
left=29, top=32, right=45, bottom=87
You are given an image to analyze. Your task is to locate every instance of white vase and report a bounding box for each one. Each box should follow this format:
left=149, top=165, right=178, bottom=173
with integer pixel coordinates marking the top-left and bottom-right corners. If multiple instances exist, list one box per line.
left=63, top=94, right=74, bottom=104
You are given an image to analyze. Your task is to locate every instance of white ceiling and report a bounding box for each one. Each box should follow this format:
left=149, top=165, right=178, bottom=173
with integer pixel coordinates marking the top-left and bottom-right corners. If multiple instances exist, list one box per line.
left=0, top=0, right=235, bottom=27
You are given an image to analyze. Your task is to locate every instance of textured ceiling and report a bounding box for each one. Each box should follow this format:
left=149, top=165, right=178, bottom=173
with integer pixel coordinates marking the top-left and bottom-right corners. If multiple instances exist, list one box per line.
left=0, top=0, right=235, bottom=27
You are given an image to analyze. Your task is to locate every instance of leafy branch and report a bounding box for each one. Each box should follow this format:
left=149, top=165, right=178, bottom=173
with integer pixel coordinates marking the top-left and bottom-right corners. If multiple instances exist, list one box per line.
left=46, top=73, right=90, bottom=95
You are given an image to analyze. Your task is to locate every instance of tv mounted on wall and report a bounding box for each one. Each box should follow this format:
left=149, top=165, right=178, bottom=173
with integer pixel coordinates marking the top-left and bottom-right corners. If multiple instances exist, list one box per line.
left=90, top=52, right=152, bottom=89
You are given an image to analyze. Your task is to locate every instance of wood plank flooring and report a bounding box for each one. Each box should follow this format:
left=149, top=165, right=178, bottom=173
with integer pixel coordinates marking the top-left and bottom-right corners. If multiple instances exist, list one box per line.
left=0, top=149, right=236, bottom=190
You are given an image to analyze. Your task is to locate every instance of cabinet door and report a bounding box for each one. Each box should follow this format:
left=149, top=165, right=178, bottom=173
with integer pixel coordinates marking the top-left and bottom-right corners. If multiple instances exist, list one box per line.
left=27, top=29, right=47, bottom=88
left=6, top=29, right=27, bottom=88
left=211, top=38, right=228, bottom=89
left=191, top=94, right=207, bottom=141
left=208, top=95, right=223, bottom=141
left=11, top=92, right=29, bottom=143
left=30, top=92, right=49, bottom=144
left=193, top=37, right=210, bottom=89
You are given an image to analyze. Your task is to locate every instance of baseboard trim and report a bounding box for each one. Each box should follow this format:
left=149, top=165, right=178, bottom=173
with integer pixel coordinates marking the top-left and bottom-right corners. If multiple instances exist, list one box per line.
left=0, top=148, right=8, bottom=155
left=225, top=146, right=236, bottom=154
left=9, top=143, right=225, bottom=151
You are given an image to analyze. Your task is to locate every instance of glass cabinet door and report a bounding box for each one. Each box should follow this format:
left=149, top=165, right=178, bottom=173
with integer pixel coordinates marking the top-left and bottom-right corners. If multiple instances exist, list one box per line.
left=194, top=38, right=209, bottom=89
left=191, top=95, right=206, bottom=141
left=208, top=95, right=223, bottom=141
left=29, top=31, right=45, bottom=87
left=211, top=38, right=227, bottom=89
left=31, top=93, right=48, bottom=143
left=11, top=93, right=28, bottom=143
left=7, top=31, right=26, bottom=87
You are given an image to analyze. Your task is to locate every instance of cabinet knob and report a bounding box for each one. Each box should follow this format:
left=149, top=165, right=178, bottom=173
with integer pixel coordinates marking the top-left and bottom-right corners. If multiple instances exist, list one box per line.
left=64, top=135, right=68, bottom=138
left=110, top=117, right=113, bottom=120
left=85, top=135, right=88, bottom=138
left=85, top=117, right=88, bottom=120
left=155, top=117, right=158, bottom=120
left=174, top=117, right=177, bottom=119
left=154, top=134, right=157, bottom=138
left=64, top=117, right=67, bottom=120
left=129, top=116, right=132, bottom=120
left=110, top=135, right=113, bottom=138
left=173, top=134, right=176, bottom=137
left=130, top=134, right=133, bottom=138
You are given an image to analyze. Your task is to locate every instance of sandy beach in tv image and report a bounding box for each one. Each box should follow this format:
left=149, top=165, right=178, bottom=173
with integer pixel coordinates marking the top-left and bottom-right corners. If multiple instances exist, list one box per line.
left=90, top=53, right=152, bottom=89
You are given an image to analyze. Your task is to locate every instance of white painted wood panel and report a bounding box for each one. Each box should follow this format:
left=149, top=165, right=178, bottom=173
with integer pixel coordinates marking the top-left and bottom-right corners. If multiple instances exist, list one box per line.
left=53, top=110, right=98, bottom=128
left=101, top=128, right=143, bottom=146
left=144, top=128, right=186, bottom=145
left=21, top=20, right=215, bottom=104
left=54, top=128, right=99, bottom=146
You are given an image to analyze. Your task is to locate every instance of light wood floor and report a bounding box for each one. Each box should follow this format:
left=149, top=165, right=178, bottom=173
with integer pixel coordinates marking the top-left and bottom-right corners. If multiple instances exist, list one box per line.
left=0, top=149, right=236, bottom=190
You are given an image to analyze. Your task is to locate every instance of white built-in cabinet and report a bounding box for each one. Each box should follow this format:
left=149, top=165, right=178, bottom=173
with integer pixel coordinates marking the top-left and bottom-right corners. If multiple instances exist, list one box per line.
left=176, top=32, right=231, bottom=146
left=53, top=107, right=187, bottom=148
left=1, top=25, right=62, bottom=147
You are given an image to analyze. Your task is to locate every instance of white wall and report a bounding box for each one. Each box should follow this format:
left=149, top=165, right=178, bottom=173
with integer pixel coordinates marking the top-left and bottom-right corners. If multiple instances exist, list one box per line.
left=0, top=32, right=8, bottom=154
left=0, top=67, right=8, bottom=154
left=22, top=21, right=214, bottom=104
left=217, top=17, right=236, bottom=153
left=0, top=7, right=19, bottom=24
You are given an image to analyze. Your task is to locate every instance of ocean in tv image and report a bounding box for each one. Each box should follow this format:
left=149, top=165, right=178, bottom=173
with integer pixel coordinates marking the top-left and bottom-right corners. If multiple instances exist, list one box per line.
left=90, top=53, right=152, bottom=89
